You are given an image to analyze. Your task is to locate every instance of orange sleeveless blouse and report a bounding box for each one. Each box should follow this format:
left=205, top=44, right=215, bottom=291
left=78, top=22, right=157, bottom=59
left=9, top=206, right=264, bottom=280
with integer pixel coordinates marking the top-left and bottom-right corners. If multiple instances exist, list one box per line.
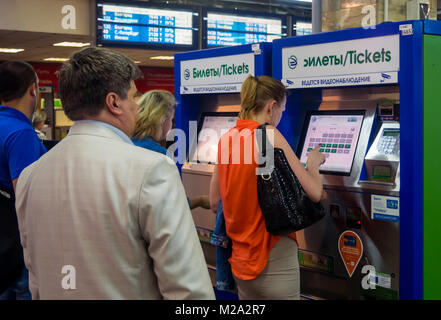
left=217, top=119, right=296, bottom=280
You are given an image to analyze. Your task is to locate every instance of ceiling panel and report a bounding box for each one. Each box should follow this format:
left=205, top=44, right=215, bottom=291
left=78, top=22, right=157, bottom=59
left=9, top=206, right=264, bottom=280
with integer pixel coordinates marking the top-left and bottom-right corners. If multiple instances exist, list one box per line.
left=0, top=30, right=176, bottom=68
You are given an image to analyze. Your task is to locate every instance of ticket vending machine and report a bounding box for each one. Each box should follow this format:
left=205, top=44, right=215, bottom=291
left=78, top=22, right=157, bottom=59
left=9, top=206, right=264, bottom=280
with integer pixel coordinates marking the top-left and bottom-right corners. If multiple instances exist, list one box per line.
left=273, top=20, right=441, bottom=300
left=174, top=43, right=273, bottom=286
left=293, top=100, right=400, bottom=300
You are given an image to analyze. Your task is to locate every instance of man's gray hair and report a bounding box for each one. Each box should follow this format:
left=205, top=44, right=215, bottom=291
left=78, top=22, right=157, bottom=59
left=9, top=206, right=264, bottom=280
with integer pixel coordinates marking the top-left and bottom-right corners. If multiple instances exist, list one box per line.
left=59, top=47, right=141, bottom=121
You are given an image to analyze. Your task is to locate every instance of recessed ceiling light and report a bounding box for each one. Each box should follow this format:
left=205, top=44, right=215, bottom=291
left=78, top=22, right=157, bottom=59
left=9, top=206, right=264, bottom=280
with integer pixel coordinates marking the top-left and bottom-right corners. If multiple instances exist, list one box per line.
left=53, top=42, right=90, bottom=47
left=150, top=56, right=174, bottom=60
left=44, top=58, right=69, bottom=62
left=0, top=48, right=24, bottom=53
left=134, top=61, right=141, bottom=64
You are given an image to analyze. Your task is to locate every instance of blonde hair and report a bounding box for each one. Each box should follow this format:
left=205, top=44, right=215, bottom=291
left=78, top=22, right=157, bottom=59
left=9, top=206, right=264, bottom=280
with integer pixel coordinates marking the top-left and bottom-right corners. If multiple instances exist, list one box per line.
left=240, top=75, right=286, bottom=120
left=133, top=90, right=175, bottom=141
left=32, top=109, right=47, bottom=127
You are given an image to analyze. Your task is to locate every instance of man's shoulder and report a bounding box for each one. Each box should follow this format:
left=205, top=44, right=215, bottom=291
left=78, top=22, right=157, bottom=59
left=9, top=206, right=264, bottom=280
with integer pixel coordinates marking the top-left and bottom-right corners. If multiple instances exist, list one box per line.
left=128, top=143, right=176, bottom=170
left=16, top=156, right=39, bottom=190
left=128, top=142, right=166, bottom=158
left=1, top=127, right=44, bottom=162
left=0, top=119, right=34, bottom=142
left=20, top=137, right=176, bottom=183
left=65, top=134, right=172, bottom=167
left=125, top=144, right=179, bottom=180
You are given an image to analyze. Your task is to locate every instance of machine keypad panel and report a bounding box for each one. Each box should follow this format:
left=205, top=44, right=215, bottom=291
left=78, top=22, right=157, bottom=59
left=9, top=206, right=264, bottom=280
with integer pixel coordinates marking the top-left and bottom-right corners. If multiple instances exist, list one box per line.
left=377, top=129, right=399, bottom=155
left=307, top=132, right=356, bottom=158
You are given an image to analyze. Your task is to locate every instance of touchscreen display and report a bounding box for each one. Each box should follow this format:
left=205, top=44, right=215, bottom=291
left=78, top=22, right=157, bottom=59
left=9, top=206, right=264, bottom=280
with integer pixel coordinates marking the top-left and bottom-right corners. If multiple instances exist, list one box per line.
left=190, top=114, right=238, bottom=164
left=299, top=112, right=364, bottom=175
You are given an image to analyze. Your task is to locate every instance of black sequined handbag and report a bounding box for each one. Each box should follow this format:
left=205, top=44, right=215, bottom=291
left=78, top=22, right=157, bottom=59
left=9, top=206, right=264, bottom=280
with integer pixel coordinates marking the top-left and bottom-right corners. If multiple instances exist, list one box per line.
left=256, top=124, right=325, bottom=235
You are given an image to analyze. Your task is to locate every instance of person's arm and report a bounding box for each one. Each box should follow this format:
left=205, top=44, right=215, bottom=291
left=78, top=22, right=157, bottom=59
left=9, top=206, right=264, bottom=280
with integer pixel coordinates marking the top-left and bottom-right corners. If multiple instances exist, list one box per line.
left=12, top=178, right=18, bottom=193
left=14, top=164, right=39, bottom=299
left=209, top=165, right=221, bottom=213
left=267, top=125, right=325, bottom=203
left=6, top=129, right=46, bottom=192
left=189, top=195, right=211, bottom=210
left=138, top=159, right=215, bottom=300
left=10, top=129, right=46, bottom=299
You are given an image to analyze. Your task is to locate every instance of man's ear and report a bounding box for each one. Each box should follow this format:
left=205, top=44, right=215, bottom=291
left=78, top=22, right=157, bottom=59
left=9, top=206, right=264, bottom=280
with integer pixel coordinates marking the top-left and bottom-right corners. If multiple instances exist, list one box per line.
left=29, top=82, right=37, bottom=97
left=104, top=92, right=123, bottom=116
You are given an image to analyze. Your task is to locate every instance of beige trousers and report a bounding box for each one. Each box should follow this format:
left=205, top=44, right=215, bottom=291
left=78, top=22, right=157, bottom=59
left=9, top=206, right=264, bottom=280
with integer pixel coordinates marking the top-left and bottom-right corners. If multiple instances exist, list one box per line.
left=233, top=236, right=300, bottom=300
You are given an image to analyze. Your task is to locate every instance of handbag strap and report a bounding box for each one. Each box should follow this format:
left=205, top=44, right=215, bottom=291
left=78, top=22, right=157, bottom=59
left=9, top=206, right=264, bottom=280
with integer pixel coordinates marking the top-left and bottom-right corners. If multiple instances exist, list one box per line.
left=257, top=124, right=266, bottom=158
left=257, top=123, right=274, bottom=168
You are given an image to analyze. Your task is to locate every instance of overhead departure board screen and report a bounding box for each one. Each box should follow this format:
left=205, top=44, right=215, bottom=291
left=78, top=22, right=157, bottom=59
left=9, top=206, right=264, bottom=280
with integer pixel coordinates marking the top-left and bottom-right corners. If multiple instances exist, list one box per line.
left=294, top=21, right=312, bottom=36
left=204, top=11, right=285, bottom=47
left=96, top=1, right=198, bottom=50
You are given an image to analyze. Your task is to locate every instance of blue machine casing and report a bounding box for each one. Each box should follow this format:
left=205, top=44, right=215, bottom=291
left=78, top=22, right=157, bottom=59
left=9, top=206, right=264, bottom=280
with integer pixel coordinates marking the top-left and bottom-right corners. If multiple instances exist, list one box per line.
left=174, top=42, right=273, bottom=172
left=272, top=21, right=428, bottom=300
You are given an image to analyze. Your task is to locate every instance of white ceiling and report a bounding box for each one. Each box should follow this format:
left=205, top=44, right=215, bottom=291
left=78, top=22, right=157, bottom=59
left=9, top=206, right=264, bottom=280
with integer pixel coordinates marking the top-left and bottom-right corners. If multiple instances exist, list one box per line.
left=0, top=30, right=177, bottom=68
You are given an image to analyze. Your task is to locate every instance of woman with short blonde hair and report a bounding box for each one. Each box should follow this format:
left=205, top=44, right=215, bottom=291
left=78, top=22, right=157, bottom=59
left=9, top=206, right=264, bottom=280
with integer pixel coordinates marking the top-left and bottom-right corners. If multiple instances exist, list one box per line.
left=32, top=109, right=47, bottom=140
left=133, top=89, right=175, bottom=143
left=132, top=89, right=210, bottom=210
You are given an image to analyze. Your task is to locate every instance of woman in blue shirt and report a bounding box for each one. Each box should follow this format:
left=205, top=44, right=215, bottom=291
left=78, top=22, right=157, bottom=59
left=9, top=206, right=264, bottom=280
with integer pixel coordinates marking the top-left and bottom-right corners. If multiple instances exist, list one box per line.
left=132, top=90, right=173, bottom=157
left=132, top=90, right=209, bottom=209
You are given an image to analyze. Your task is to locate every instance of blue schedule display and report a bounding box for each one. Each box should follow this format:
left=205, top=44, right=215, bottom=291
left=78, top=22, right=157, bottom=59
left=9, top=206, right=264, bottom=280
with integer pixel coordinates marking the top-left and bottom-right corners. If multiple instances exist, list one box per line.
left=97, top=2, right=197, bottom=48
left=101, top=11, right=176, bottom=27
left=102, top=24, right=180, bottom=44
left=205, top=11, right=285, bottom=47
left=208, top=20, right=268, bottom=34
left=207, top=30, right=279, bottom=46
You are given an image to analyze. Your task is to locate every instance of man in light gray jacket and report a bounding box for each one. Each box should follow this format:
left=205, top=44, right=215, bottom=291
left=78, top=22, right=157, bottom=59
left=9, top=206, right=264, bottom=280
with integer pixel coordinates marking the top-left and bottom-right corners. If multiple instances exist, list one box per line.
left=15, top=47, right=215, bottom=300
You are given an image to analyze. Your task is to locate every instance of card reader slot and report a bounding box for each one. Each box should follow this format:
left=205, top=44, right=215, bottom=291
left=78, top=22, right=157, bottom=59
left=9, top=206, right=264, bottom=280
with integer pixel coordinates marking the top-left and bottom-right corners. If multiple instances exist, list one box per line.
left=358, top=180, right=396, bottom=187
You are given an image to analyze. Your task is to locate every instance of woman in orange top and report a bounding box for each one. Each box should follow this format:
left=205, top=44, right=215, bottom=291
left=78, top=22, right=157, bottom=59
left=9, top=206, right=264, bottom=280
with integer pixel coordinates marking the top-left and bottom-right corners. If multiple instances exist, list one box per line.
left=210, top=75, right=325, bottom=300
